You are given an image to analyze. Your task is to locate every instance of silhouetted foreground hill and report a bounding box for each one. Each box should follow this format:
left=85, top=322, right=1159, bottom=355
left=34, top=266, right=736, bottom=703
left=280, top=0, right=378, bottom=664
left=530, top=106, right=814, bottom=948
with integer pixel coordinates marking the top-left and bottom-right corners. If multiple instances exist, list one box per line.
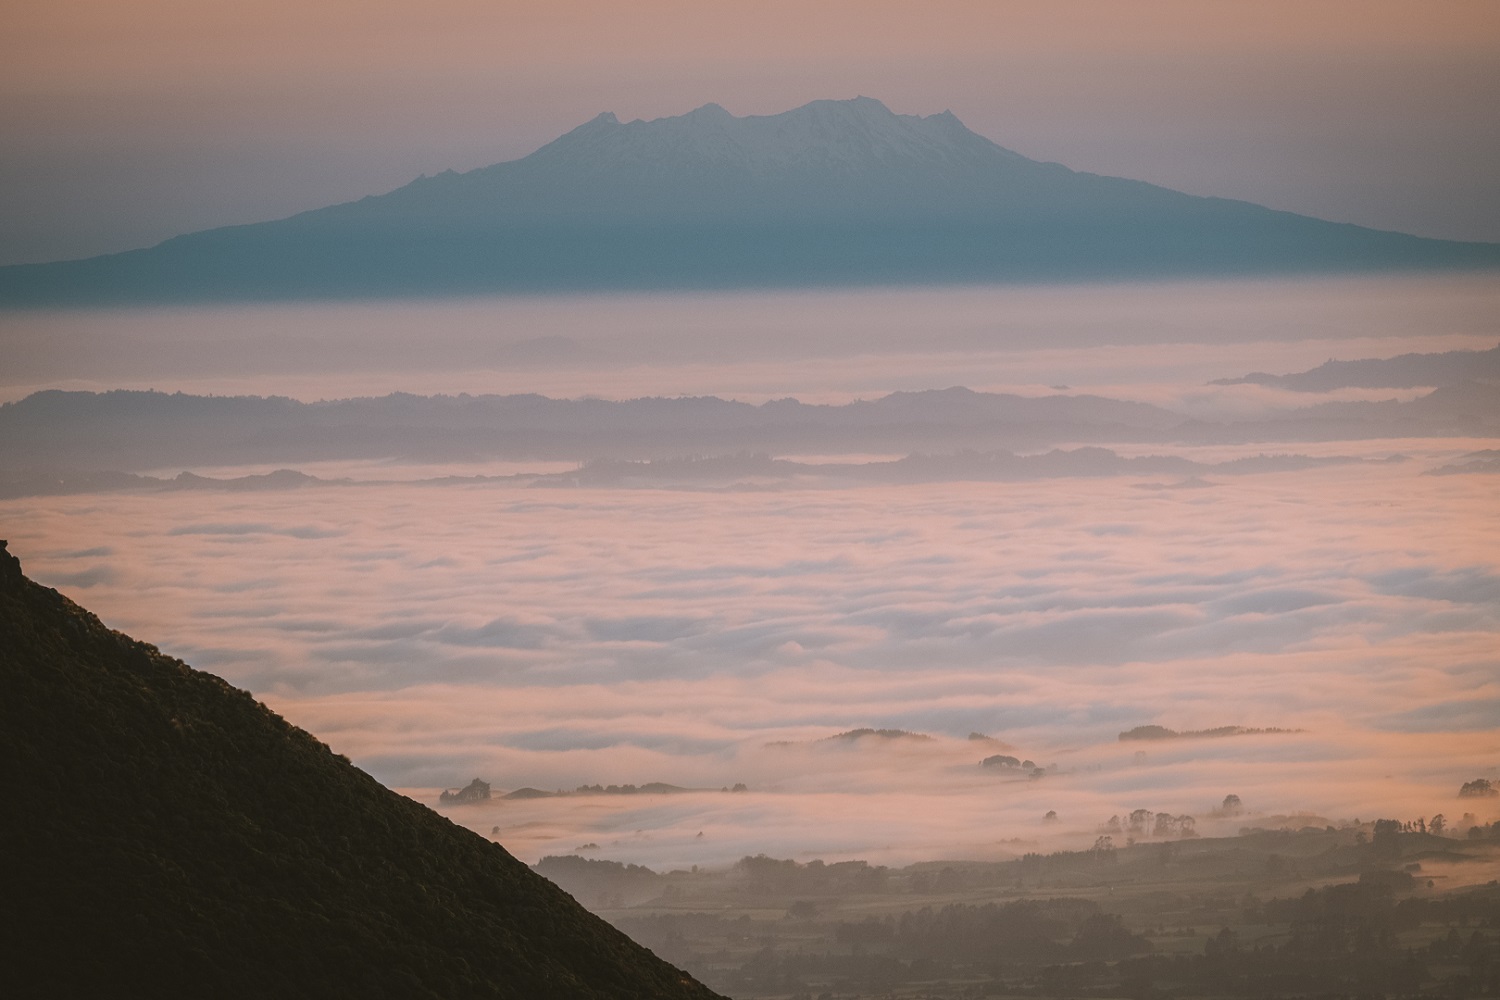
left=0, top=540, right=723, bottom=1000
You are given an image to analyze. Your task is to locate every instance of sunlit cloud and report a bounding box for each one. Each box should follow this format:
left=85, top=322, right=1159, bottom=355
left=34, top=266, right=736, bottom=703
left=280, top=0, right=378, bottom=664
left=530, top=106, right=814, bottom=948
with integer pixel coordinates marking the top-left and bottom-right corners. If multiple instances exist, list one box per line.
left=5, top=447, right=1496, bottom=866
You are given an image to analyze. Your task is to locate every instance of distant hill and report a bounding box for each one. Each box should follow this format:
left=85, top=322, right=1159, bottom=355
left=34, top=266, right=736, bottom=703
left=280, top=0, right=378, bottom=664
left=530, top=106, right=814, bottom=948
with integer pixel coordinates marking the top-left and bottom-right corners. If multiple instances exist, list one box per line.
left=1118, top=725, right=1300, bottom=741
left=821, top=728, right=934, bottom=743
left=3, top=97, right=1496, bottom=306
left=0, top=447, right=1399, bottom=499
left=3, top=382, right=1494, bottom=494
left=766, top=728, right=936, bottom=748
left=763, top=728, right=937, bottom=750
left=499, top=783, right=702, bottom=800
left=1427, top=449, right=1500, bottom=476
left=0, top=386, right=1184, bottom=473
left=0, top=540, right=723, bottom=999
left=1212, top=343, right=1500, bottom=391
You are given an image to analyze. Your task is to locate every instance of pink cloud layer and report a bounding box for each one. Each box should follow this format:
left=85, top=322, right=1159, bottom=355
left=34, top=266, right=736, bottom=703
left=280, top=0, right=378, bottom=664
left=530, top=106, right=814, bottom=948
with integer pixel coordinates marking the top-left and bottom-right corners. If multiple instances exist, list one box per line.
left=6, top=455, right=1496, bottom=866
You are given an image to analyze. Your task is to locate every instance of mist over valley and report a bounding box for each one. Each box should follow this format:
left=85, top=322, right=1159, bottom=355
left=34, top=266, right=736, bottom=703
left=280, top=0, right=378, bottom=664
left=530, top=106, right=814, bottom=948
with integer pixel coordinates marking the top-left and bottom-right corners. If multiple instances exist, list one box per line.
left=7, top=315, right=1495, bottom=885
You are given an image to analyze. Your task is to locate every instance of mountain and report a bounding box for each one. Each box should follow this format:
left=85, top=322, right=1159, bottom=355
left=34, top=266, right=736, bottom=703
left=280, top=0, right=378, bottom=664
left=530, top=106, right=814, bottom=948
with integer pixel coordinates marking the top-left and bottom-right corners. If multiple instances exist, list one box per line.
left=3, top=98, right=1497, bottom=305
left=0, top=540, right=724, bottom=999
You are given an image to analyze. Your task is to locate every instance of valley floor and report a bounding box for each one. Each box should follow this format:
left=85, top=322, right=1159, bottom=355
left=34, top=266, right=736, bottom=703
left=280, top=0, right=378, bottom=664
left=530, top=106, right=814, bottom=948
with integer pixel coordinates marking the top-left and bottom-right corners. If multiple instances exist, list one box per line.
left=539, top=827, right=1500, bottom=999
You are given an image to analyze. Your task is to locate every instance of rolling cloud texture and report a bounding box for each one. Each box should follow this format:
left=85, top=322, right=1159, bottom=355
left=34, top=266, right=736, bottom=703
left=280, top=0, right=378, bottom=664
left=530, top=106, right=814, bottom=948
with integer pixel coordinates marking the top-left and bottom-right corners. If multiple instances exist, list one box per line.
left=7, top=435, right=1495, bottom=865
left=3, top=280, right=1496, bottom=868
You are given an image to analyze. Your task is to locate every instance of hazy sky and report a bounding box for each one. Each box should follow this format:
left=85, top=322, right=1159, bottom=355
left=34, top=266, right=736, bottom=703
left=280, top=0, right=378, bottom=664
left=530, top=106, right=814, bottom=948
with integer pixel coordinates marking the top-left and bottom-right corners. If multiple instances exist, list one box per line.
left=4, top=0, right=1499, bottom=266
left=3, top=273, right=1495, bottom=404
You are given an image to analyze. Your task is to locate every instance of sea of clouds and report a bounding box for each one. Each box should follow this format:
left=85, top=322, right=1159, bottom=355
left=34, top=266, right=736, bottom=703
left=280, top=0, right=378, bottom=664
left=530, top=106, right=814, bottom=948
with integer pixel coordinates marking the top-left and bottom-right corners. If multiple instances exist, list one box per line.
left=4, top=273, right=1497, bottom=869
left=7, top=463, right=1495, bottom=867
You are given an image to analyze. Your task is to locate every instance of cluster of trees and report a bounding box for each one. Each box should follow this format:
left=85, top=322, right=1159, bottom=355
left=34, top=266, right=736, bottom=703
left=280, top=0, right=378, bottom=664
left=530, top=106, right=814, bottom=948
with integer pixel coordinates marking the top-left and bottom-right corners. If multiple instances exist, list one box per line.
left=1100, top=808, right=1199, bottom=840
left=830, top=900, right=1150, bottom=964
left=1214, top=793, right=1244, bottom=816
left=1107, top=876, right=1500, bottom=997
left=437, top=778, right=490, bottom=804
left=568, top=782, right=694, bottom=795
left=1460, top=778, right=1499, bottom=798
left=533, top=855, right=666, bottom=909
left=979, top=753, right=1043, bottom=777
left=730, top=855, right=890, bottom=896
left=819, top=728, right=932, bottom=743
left=1371, top=812, right=1500, bottom=846
left=503, top=781, right=747, bottom=800
left=621, top=875, right=1500, bottom=999
left=623, top=900, right=1152, bottom=997
left=526, top=819, right=1500, bottom=998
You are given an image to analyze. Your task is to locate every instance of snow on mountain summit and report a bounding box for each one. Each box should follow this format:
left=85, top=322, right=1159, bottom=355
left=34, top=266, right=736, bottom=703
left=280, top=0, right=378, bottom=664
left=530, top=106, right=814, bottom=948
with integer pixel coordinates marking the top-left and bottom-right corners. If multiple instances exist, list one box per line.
left=11, top=94, right=1492, bottom=306
left=526, top=97, right=1027, bottom=177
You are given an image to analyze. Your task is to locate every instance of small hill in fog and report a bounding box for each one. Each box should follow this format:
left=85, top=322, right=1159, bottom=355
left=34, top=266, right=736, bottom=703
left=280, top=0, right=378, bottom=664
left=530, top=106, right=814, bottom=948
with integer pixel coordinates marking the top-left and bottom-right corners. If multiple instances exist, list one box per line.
left=0, top=386, right=1184, bottom=474
left=1213, top=343, right=1500, bottom=390
left=1118, top=725, right=1300, bottom=741
left=0, top=540, right=722, bottom=999
left=822, top=728, right=935, bottom=744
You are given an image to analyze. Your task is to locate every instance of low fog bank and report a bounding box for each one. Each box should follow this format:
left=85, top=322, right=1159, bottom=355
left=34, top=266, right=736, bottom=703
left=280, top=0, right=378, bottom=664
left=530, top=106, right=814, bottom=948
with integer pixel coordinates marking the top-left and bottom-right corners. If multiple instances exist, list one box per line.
left=4, top=455, right=1494, bottom=868
left=1, top=374, right=1495, bottom=481
left=414, top=727, right=1500, bottom=871
left=1, top=446, right=1475, bottom=500
left=2, top=274, right=1496, bottom=406
left=3, top=303, right=1494, bottom=872
left=1215, top=342, right=1500, bottom=391
left=528, top=826, right=1500, bottom=999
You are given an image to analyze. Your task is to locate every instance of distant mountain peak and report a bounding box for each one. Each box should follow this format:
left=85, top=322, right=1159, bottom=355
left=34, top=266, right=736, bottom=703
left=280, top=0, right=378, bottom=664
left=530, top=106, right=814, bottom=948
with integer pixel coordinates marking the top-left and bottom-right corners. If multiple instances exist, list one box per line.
left=521, top=96, right=1025, bottom=179
left=4, top=95, right=1497, bottom=305
left=793, top=94, right=895, bottom=116
left=680, top=101, right=733, bottom=120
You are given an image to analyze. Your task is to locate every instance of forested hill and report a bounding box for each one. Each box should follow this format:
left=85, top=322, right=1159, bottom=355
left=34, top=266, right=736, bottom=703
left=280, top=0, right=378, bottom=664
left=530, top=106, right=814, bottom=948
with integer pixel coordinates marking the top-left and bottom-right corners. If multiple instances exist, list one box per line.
left=0, top=539, right=723, bottom=999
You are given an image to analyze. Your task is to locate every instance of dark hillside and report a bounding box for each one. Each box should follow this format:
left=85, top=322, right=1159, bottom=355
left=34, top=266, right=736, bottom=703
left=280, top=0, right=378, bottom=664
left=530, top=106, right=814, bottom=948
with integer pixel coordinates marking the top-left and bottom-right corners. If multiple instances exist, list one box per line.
left=0, top=540, right=723, bottom=999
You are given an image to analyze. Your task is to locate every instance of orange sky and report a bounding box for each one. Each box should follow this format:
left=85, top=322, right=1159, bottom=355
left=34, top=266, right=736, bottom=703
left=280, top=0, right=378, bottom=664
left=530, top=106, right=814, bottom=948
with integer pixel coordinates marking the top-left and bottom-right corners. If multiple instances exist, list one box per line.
left=3, top=1, right=1499, bottom=263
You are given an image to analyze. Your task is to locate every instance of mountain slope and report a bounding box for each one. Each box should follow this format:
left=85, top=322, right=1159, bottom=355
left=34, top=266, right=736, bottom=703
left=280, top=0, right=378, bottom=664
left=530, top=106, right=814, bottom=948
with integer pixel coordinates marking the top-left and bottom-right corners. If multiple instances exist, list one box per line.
left=3, top=98, right=1496, bottom=305
left=0, top=540, right=724, bottom=999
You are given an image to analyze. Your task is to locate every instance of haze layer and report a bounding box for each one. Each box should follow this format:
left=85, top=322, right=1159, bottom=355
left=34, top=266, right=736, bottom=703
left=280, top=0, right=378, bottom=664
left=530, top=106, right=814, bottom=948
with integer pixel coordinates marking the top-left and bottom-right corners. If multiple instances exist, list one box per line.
left=5, top=276, right=1496, bottom=869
